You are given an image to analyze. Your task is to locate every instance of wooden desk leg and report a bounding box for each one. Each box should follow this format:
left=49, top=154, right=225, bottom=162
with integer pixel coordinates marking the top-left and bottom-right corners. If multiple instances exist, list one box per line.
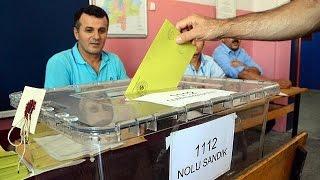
left=292, top=94, right=301, bottom=137
left=259, top=99, right=270, bottom=158
left=239, top=131, right=248, bottom=161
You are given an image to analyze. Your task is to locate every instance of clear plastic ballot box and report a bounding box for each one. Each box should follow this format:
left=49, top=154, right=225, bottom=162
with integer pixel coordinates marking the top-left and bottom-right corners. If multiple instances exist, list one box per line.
left=9, top=77, right=279, bottom=180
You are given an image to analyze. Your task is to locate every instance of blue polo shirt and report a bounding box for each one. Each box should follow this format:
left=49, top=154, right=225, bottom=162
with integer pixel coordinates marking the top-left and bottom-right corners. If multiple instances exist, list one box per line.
left=213, top=43, right=263, bottom=78
left=44, top=43, right=128, bottom=89
left=185, top=54, right=225, bottom=78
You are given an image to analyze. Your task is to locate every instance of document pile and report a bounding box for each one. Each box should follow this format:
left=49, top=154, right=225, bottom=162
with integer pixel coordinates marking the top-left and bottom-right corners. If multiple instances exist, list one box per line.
left=0, top=145, right=29, bottom=180
left=14, top=123, right=82, bottom=170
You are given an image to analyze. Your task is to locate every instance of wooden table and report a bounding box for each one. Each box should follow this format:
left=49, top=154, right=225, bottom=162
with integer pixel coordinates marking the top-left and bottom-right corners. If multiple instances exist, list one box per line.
left=215, top=87, right=308, bottom=137
left=275, top=87, right=308, bottom=137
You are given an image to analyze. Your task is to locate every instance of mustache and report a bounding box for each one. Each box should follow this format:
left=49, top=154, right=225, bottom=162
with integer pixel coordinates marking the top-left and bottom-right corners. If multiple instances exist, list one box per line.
left=90, top=38, right=100, bottom=43
left=232, top=40, right=240, bottom=43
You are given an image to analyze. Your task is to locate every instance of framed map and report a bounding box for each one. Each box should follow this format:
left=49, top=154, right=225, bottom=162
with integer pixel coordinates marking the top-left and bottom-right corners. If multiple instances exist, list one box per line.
left=89, top=0, right=148, bottom=38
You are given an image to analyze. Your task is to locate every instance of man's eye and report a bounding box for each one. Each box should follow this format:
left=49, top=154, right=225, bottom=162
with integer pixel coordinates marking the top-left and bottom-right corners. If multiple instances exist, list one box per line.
left=85, top=29, right=93, bottom=33
left=99, top=29, right=107, bottom=34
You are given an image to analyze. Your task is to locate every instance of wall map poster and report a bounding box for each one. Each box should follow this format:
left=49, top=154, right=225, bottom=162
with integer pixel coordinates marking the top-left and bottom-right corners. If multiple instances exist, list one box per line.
left=90, top=0, right=147, bottom=37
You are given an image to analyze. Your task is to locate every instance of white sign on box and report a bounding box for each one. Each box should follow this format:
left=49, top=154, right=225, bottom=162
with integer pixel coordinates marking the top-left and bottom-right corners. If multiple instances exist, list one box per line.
left=12, top=86, right=46, bottom=134
left=166, top=113, right=236, bottom=180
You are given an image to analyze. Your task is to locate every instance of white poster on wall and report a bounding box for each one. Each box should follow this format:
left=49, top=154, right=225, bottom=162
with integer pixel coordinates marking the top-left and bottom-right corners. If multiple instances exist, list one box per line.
left=216, top=0, right=236, bottom=19
left=176, top=0, right=215, bottom=6
left=166, top=113, right=236, bottom=180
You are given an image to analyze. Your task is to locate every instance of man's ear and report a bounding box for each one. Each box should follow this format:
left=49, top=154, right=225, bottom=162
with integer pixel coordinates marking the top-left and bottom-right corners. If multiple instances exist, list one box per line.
left=73, top=27, right=79, bottom=40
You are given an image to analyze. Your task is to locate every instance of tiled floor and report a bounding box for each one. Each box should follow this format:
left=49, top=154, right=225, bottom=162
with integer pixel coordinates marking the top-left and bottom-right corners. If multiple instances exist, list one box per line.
left=241, top=89, right=320, bottom=179
left=298, top=90, right=320, bottom=179
left=264, top=90, right=320, bottom=179
left=299, top=90, right=320, bottom=139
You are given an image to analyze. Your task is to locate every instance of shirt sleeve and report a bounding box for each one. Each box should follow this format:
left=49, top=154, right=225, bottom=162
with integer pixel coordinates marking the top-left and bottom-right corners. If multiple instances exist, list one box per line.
left=213, top=48, right=244, bottom=78
left=241, top=50, right=264, bottom=75
left=44, top=55, right=71, bottom=89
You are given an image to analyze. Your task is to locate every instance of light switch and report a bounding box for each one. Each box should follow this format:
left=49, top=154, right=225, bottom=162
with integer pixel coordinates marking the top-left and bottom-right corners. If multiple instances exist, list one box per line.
left=149, top=2, right=156, bottom=11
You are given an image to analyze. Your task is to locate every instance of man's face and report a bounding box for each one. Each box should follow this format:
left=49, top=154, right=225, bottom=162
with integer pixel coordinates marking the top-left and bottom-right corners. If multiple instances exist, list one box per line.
left=192, top=40, right=205, bottom=57
left=74, top=13, right=108, bottom=56
left=222, top=38, right=241, bottom=51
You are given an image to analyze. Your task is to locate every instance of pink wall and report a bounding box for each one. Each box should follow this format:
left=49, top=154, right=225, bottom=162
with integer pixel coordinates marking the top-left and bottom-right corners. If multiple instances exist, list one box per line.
left=250, top=40, right=291, bottom=132
left=105, top=1, right=216, bottom=77
left=251, top=41, right=291, bottom=79
left=236, top=10, right=291, bottom=80
left=104, top=1, right=291, bottom=80
left=104, top=1, right=291, bottom=131
left=104, top=1, right=255, bottom=77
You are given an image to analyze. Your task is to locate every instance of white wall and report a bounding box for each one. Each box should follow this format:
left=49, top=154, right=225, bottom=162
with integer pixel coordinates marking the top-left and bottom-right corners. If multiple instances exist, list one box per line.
left=177, top=0, right=290, bottom=12
left=252, top=0, right=290, bottom=12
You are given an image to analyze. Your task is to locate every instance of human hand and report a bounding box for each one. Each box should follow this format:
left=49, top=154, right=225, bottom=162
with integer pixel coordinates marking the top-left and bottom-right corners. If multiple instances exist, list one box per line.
left=231, top=60, right=245, bottom=67
left=275, top=79, right=292, bottom=89
left=176, top=14, right=224, bottom=44
left=245, top=67, right=261, bottom=75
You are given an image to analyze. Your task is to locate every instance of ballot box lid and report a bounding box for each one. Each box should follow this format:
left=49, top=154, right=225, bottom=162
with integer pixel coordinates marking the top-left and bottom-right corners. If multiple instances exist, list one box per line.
left=9, top=77, right=279, bottom=141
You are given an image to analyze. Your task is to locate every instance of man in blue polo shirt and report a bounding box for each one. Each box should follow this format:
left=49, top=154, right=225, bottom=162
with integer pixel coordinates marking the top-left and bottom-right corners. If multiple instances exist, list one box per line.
left=185, top=40, right=225, bottom=78
left=213, top=38, right=291, bottom=88
left=44, top=5, right=128, bottom=89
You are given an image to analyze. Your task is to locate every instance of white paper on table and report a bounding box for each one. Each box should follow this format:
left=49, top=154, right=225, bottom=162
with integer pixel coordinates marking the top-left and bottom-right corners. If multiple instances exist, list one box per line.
left=12, top=86, right=46, bottom=134
left=34, top=134, right=122, bottom=161
left=133, top=88, right=235, bottom=107
left=278, top=92, right=289, bottom=96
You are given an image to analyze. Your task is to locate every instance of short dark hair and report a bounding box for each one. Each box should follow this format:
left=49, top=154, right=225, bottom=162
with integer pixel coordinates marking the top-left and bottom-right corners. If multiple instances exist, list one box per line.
left=74, top=5, right=109, bottom=29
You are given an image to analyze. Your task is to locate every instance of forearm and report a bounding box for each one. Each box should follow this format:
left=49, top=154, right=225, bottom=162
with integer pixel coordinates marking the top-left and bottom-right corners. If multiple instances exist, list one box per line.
left=245, top=67, right=261, bottom=75
left=238, top=69, right=292, bottom=88
left=238, top=70, right=267, bottom=80
left=217, top=0, right=320, bottom=40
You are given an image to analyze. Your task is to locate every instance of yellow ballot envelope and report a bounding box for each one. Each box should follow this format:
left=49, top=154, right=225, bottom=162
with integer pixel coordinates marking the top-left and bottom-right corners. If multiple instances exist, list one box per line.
left=125, top=19, right=196, bottom=98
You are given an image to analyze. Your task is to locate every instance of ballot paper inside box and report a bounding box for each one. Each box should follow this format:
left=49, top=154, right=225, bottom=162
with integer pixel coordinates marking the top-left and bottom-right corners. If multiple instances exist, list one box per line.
left=9, top=77, right=280, bottom=179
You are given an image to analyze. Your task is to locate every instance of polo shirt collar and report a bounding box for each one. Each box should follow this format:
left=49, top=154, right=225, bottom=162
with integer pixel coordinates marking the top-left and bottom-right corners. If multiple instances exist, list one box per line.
left=221, top=43, right=241, bottom=56
left=190, top=53, right=206, bottom=71
left=72, top=43, right=87, bottom=65
left=199, top=53, right=207, bottom=68
left=100, top=51, right=109, bottom=70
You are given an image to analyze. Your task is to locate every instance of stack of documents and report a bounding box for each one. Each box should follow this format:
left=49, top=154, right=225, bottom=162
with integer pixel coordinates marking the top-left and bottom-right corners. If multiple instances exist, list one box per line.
left=0, top=145, right=29, bottom=180
left=15, top=123, right=73, bottom=170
